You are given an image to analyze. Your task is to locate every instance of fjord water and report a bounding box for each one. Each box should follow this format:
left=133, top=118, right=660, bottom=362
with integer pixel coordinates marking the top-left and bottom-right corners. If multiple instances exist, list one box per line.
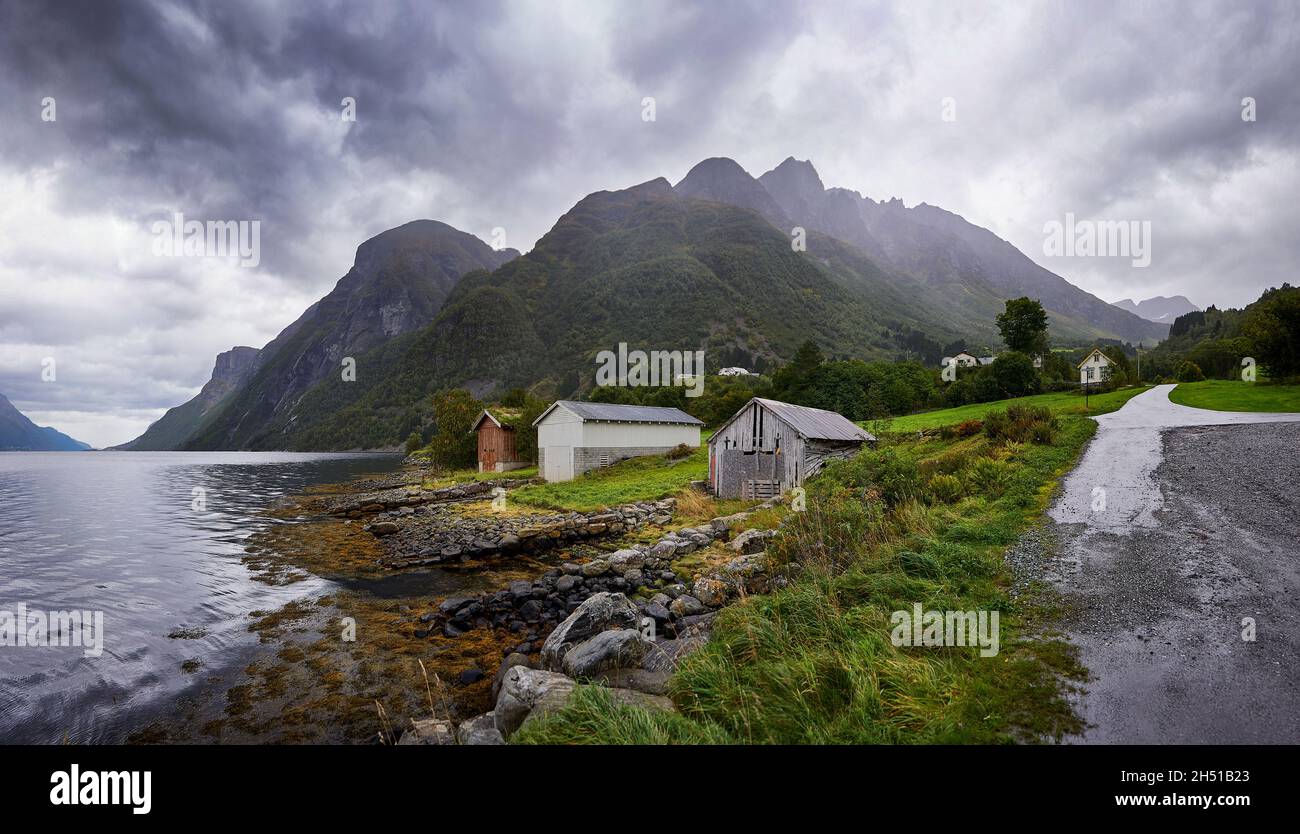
left=0, top=451, right=402, bottom=744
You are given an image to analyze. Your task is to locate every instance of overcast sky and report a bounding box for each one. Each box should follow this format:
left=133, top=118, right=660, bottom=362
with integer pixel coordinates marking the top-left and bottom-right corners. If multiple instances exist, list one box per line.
left=2, top=0, right=1297, bottom=447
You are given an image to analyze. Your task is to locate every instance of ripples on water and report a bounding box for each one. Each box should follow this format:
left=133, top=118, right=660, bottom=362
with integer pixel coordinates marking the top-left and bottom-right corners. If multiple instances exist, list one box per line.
left=0, top=451, right=402, bottom=743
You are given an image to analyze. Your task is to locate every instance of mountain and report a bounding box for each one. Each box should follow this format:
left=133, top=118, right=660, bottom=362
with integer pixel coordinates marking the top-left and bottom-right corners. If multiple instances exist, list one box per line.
left=0, top=393, right=91, bottom=451
left=757, top=156, right=1168, bottom=345
left=144, top=155, right=1177, bottom=451
left=1113, top=295, right=1200, bottom=323
left=169, top=220, right=517, bottom=450
left=113, top=346, right=261, bottom=450
left=267, top=177, right=992, bottom=449
left=675, top=157, right=791, bottom=229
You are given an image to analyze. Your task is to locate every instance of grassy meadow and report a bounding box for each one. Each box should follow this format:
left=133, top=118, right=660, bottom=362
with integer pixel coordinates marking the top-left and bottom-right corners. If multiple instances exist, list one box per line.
left=510, top=444, right=709, bottom=513
left=1169, top=379, right=1300, bottom=412
left=873, top=385, right=1149, bottom=433
left=516, top=405, right=1094, bottom=744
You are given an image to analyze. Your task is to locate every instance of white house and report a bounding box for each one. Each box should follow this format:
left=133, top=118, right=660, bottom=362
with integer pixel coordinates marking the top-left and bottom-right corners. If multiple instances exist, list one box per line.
left=1078, top=348, right=1114, bottom=384
left=952, top=351, right=980, bottom=367
left=718, top=367, right=755, bottom=377
left=532, top=400, right=703, bottom=482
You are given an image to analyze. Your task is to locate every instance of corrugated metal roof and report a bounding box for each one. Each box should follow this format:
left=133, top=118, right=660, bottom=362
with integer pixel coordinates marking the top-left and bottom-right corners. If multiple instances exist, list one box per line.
left=536, top=400, right=704, bottom=426
left=751, top=398, right=876, bottom=441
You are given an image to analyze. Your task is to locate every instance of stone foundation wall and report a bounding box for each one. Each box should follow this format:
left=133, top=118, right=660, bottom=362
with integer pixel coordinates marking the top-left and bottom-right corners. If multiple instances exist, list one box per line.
left=573, top=445, right=676, bottom=477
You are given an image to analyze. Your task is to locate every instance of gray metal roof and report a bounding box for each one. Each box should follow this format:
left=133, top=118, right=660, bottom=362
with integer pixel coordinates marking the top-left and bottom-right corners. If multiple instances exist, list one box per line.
left=534, top=400, right=704, bottom=426
left=749, top=397, right=876, bottom=442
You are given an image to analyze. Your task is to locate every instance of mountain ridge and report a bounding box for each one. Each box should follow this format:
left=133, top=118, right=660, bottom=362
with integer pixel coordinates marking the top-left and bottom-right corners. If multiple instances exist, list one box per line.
left=0, top=392, right=91, bottom=451
left=1113, top=295, right=1200, bottom=323
left=146, top=220, right=517, bottom=451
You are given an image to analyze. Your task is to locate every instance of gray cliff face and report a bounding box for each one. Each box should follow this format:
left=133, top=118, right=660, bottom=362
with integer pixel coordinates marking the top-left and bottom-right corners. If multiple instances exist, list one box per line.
left=114, top=345, right=262, bottom=450
left=181, top=220, right=516, bottom=450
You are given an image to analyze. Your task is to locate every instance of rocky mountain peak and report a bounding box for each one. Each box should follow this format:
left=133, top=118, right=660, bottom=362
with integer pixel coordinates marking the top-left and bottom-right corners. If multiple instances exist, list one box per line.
left=211, top=346, right=260, bottom=382
left=674, top=157, right=788, bottom=226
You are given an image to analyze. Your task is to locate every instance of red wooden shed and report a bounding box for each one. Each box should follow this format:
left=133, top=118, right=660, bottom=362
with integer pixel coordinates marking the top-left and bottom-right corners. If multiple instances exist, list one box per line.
left=471, top=409, right=528, bottom=473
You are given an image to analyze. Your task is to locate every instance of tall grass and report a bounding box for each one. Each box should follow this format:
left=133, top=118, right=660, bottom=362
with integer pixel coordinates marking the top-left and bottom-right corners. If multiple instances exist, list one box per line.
left=518, top=417, right=1097, bottom=744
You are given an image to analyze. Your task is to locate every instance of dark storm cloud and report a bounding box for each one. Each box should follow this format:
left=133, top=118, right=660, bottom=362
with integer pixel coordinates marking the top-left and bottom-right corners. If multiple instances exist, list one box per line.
left=0, top=0, right=1297, bottom=446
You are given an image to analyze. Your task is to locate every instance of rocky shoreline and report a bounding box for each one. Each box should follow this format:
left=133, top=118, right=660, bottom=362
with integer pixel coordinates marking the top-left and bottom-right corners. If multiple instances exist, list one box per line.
left=139, top=461, right=793, bottom=745
left=397, top=501, right=785, bottom=744
left=368, top=499, right=676, bottom=568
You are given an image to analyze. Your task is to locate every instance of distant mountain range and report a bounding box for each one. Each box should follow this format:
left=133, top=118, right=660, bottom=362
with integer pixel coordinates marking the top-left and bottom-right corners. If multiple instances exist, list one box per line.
left=121, top=156, right=1170, bottom=451
left=1112, top=295, right=1200, bottom=324
left=0, top=392, right=90, bottom=451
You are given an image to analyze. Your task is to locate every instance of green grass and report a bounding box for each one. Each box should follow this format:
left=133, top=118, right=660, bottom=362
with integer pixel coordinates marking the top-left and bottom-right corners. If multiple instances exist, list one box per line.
left=421, top=466, right=538, bottom=488
left=517, top=416, right=1097, bottom=744
left=1169, top=379, right=1300, bottom=413
left=875, top=386, right=1149, bottom=433
left=511, top=447, right=707, bottom=512
left=511, top=686, right=735, bottom=744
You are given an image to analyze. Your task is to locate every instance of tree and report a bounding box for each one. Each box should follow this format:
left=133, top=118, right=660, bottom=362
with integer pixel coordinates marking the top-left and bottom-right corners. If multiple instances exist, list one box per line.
left=991, top=351, right=1041, bottom=398
left=1243, top=284, right=1300, bottom=379
left=404, top=431, right=423, bottom=455
left=771, top=340, right=825, bottom=402
left=512, top=395, right=549, bottom=463
left=996, top=297, right=1050, bottom=355
left=425, top=388, right=483, bottom=469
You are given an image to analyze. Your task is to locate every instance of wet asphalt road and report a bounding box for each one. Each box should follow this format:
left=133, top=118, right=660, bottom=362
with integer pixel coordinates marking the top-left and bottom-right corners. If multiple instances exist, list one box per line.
left=1044, top=386, right=1300, bottom=744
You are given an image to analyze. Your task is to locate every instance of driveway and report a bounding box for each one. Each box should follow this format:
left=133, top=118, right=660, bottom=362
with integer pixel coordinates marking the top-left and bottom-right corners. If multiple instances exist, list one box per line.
left=1045, top=384, right=1300, bottom=743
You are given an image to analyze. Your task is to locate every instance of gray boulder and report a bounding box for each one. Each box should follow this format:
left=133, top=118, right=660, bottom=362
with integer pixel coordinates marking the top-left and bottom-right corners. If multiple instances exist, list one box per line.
left=607, top=548, right=646, bottom=570
left=562, top=629, right=651, bottom=678
left=492, top=652, right=533, bottom=701
left=730, top=528, right=774, bottom=554
left=494, top=666, right=577, bottom=739
left=669, top=594, right=706, bottom=618
left=540, top=592, right=639, bottom=670
left=596, top=667, right=673, bottom=696
left=396, top=717, right=455, bottom=745
left=457, top=712, right=505, bottom=745
left=692, top=576, right=729, bottom=607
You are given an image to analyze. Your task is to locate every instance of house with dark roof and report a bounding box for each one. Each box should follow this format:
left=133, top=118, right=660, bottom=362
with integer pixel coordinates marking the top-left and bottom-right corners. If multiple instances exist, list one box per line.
left=532, top=400, right=703, bottom=482
left=707, top=397, right=876, bottom=499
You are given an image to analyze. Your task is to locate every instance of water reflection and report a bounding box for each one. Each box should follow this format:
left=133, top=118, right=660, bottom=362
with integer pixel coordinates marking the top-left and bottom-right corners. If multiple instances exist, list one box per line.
left=0, top=451, right=402, bottom=743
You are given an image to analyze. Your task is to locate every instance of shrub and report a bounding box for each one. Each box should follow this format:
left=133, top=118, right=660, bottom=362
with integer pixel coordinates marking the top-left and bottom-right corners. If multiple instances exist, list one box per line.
left=926, top=473, right=964, bottom=504
left=939, top=419, right=983, bottom=440
left=983, top=404, right=1057, bottom=444
left=404, top=431, right=423, bottom=455
left=664, top=443, right=694, bottom=460
left=966, top=457, right=1012, bottom=496
left=1175, top=360, right=1205, bottom=382
left=818, top=448, right=921, bottom=508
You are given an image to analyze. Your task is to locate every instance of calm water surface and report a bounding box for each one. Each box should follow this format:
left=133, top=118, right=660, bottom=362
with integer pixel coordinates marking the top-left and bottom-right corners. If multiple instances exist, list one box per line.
left=0, top=451, right=402, bottom=743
